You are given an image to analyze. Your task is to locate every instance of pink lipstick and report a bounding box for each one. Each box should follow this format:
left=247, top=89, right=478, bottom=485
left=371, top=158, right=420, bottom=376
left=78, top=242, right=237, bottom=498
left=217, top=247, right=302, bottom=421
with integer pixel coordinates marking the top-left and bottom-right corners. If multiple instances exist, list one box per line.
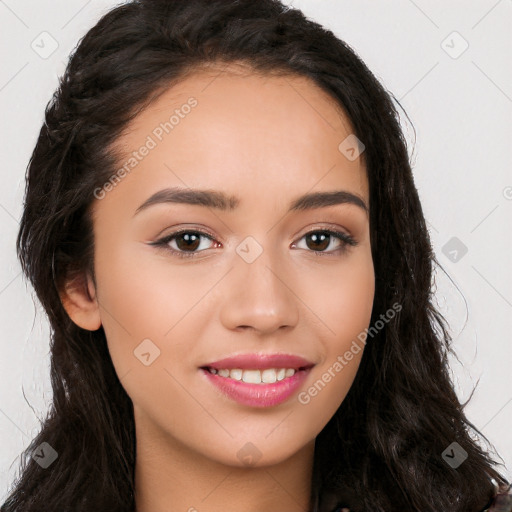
left=199, top=353, right=315, bottom=408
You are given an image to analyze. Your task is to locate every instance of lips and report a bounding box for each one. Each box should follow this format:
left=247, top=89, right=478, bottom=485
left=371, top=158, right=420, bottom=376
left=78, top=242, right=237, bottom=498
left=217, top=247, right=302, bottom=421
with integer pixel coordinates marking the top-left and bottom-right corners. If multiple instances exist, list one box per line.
left=199, top=353, right=316, bottom=408
left=201, top=353, right=315, bottom=371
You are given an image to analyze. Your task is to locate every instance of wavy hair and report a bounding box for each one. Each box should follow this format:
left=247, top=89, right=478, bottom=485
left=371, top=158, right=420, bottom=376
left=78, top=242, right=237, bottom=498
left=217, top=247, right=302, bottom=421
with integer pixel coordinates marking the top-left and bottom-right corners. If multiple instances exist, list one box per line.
left=3, top=0, right=508, bottom=510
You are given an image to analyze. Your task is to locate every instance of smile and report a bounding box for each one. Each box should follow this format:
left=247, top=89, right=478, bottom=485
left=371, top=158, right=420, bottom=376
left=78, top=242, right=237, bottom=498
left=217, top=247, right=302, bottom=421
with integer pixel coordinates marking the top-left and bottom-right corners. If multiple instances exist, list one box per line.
left=200, top=366, right=313, bottom=408
left=206, top=367, right=298, bottom=383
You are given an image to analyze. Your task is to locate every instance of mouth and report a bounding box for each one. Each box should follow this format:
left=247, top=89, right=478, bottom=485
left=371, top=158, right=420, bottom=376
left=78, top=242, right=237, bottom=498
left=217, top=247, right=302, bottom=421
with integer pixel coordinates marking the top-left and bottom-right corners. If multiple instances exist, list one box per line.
left=199, top=365, right=312, bottom=384
left=198, top=353, right=315, bottom=408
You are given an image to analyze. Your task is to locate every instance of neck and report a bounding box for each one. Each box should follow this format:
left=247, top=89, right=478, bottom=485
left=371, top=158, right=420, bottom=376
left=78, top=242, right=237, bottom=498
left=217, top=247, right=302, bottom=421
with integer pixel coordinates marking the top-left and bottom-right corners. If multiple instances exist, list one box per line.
left=133, top=415, right=315, bottom=512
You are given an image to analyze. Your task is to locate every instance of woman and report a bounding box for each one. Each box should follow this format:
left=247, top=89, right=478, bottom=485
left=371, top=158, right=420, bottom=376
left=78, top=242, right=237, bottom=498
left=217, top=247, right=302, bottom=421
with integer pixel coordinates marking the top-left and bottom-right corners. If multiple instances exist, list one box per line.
left=3, top=0, right=510, bottom=510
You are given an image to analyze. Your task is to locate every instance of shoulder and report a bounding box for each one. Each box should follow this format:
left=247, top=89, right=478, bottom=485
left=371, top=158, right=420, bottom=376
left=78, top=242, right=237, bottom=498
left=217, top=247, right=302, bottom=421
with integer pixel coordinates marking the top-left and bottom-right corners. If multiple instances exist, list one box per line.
left=331, top=485, right=512, bottom=512
left=484, top=484, right=512, bottom=512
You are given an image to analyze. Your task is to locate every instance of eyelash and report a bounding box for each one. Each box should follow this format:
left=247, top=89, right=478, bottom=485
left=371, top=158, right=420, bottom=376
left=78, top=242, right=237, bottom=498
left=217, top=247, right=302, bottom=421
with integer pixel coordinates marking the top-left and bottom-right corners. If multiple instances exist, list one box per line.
left=150, top=227, right=358, bottom=259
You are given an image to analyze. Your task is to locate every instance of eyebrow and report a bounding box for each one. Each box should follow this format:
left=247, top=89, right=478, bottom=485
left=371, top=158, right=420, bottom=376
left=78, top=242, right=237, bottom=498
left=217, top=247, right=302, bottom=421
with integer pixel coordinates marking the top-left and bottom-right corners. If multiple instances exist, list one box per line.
left=133, top=187, right=368, bottom=216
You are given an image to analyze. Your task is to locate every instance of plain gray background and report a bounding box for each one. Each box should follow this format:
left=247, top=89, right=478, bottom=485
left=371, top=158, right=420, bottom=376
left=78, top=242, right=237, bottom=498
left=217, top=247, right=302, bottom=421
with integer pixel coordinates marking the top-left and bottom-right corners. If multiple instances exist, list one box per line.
left=1, top=0, right=511, bottom=499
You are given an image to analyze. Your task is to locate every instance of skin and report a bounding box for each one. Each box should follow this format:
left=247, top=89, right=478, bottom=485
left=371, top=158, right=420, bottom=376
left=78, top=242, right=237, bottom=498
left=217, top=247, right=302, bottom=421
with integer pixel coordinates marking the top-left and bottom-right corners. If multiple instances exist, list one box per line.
left=61, top=63, right=374, bottom=512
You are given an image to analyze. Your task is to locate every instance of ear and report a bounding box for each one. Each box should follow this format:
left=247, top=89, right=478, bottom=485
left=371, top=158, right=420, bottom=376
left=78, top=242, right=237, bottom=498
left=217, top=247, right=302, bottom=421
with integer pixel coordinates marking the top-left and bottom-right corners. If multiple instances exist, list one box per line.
left=59, top=271, right=102, bottom=331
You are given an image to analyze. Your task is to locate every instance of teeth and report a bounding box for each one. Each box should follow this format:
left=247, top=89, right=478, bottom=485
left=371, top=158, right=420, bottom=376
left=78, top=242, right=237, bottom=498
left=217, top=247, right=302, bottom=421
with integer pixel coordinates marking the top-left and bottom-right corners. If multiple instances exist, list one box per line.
left=262, top=369, right=277, bottom=383
left=208, top=367, right=297, bottom=384
left=242, top=369, right=261, bottom=384
left=230, top=369, right=243, bottom=380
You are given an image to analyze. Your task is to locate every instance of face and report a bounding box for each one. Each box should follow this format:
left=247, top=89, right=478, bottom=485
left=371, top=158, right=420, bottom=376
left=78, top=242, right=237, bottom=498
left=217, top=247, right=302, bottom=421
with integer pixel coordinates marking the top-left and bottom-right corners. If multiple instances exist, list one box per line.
left=86, top=65, right=374, bottom=467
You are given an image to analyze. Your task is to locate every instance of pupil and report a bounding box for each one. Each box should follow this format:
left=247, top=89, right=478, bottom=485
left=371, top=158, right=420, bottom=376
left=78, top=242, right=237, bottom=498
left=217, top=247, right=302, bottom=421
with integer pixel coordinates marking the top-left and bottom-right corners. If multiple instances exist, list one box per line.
left=177, top=233, right=200, bottom=251
left=174, top=232, right=331, bottom=253
left=307, top=232, right=329, bottom=251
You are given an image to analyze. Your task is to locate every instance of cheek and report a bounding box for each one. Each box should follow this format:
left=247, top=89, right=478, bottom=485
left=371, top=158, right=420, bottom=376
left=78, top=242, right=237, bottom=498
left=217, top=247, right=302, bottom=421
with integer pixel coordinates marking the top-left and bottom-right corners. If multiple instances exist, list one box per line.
left=304, top=252, right=375, bottom=345
left=334, top=262, right=375, bottom=335
left=95, top=235, right=181, bottom=332
left=92, top=240, right=171, bottom=370
left=299, top=253, right=374, bottom=409
left=94, top=238, right=217, bottom=381
left=328, top=258, right=374, bottom=369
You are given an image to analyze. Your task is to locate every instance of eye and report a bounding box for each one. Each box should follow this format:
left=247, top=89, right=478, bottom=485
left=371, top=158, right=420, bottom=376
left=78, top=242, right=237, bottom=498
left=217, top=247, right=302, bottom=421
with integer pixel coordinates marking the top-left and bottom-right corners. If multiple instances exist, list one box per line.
left=150, top=229, right=218, bottom=259
left=292, top=229, right=357, bottom=256
left=150, top=227, right=357, bottom=259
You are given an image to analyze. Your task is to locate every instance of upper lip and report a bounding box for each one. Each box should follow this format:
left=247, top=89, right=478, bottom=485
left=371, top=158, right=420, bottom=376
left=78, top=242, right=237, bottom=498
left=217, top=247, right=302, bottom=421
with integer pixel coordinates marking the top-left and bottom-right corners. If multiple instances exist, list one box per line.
left=201, top=353, right=315, bottom=371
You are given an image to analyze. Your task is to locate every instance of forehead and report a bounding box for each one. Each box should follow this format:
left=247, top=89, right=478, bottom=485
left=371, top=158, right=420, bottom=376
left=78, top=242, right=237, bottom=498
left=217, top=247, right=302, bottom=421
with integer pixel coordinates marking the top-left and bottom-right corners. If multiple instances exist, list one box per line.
left=102, top=63, right=368, bottom=215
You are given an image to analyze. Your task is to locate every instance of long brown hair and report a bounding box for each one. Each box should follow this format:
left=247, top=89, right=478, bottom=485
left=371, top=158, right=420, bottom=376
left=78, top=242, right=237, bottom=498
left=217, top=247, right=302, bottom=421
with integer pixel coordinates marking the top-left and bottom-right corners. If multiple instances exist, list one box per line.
left=4, top=1, right=508, bottom=510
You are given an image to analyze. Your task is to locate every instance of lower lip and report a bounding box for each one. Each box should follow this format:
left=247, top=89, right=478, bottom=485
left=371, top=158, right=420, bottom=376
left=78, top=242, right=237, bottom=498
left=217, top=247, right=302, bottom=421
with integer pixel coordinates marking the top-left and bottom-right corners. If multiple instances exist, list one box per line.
left=200, top=368, right=313, bottom=408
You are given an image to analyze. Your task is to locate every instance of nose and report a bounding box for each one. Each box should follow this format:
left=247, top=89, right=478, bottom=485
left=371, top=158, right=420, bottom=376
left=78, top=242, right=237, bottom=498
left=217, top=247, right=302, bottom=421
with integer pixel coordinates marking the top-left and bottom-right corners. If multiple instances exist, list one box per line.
left=219, top=242, right=299, bottom=335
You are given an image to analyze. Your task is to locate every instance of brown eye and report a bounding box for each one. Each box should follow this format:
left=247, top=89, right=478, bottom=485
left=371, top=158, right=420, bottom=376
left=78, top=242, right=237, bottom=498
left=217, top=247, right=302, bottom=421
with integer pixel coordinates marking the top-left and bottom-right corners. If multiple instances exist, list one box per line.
left=294, top=229, right=357, bottom=256
left=304, top=232, right=331, bottom=252
left=174, top=232, right=202, bottom=252
left=150, top=229, right=217, bottom=258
